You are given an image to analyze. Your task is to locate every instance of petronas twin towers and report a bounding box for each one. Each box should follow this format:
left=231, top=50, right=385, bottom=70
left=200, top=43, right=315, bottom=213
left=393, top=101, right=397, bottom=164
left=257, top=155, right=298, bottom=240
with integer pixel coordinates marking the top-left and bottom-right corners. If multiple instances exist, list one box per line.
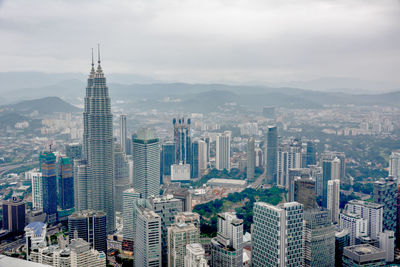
left=82, top=47, right=115, bottom=233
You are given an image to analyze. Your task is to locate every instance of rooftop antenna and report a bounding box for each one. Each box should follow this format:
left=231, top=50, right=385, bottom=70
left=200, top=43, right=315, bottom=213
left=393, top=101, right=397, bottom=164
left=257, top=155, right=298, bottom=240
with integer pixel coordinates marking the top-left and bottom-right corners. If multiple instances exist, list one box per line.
left=98, top=43, right=101, bottom=64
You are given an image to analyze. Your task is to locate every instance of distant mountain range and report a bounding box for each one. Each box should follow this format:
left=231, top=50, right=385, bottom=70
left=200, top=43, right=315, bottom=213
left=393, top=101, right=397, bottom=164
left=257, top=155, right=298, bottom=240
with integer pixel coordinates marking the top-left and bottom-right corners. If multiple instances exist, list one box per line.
left=0, top=96, right=81, bottom=115
left=0, top=72, right=400, bottom=113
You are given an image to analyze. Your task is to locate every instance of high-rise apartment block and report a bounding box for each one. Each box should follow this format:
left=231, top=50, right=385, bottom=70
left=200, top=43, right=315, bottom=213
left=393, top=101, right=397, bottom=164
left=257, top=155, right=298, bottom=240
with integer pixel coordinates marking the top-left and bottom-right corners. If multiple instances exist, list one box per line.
left=167, top=222, right=200, bottom=267
left=389, top=151, right=400, bottom=178
left=327, top=179, right=340, bottom=223
left=25, top=222, right=47, bottom=260
left=345, top=200, right=383, bottom=240
left=132, top=128, right=160, bottom=199
left=70, top=238, right=106, bottom=267
left=373, top=177, right=397, bottom=232
left=68, top=210, right=107, bottom=253
left=216, top=134, right=231, bottom=171
left=265, top=126, right=278, bottom=184
left=211, top=212, right=243, bottom=267
left=277, top=140, right=302, bottom=188
left=26, top=170, right=43, bottom=211
left=339, top=212, right=368, bottom=245
left=252, top=202, right=303, bottom=267
left=82, top=54, right=115, bottom=233
left=303, top=209, right=335, bottom=267
left=2, top=197, right=25, bottom=233
left=134, top=206, right=162, bottom=267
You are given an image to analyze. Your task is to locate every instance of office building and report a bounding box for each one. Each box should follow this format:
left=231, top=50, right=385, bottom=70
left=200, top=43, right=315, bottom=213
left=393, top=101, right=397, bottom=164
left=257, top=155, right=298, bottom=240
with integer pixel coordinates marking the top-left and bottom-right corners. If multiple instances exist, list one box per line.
left=173, top=117, right=191, bottom=164
left=293, top=176, right=316, bottom=210
left=26, top=170, right=43, bottom=211
left=40, top=151, right=58, bottom=223
left=65, top=143, right=82, bottom=161
left=246, top=137, right=255, bottom=181
left=191, top=138, right=207, bottom=178
left=2, top=197, right=25, bottom=233
left=168, top=222, right=200, bottom=267
left=57, top=156, right=74, bottom=210
left=310, top=165, right=323, bottom=198
left=342, top=244, right=385, bottom=267
left=114, top=143, right=130, bottom=212
left=277, top=140, right=302, bottom=188
left=321, top=152, right=346, bottom=180
left=120, top=114, right=127, bottom=154
left=25, top=222, right=47, bottom=260
left=73, top=159, right=88, bottom=211
left=162, top=142, right=176, bottom=177
left=82, top=52, right=115, bottom=233
left=265, top=126, right=278, bottom=184
left=345, top=200, right=383, bottom=240
left=134, top=206, right=162, bottom=267
left=253, top=202, right=303, bottom=267
left=287, top=168, right=311, bottom=202
left=216, top=134, right=231, bottom=171
left=149, top=195, right=183, bottom=266
left=327, top=179, right=340, bottom=223
left=373, top=177, right=397, bottom=232
left=389, top=151, right=400, bottom=178
left=379, top=230, right=394, bottom=263
left=303, top=209, right=335, bottom=267
left=122, top=188, right=140, bottom=252
left=70, top=238, right=106, bottom=267
left=68, top=210, right=107, bottom=253
left=185, top=243, right=208, bottom=267
left=336, top=228, right=350, bottom=267
left=211, top=212, right=243, bottom=267
left=340, top=212, right=368, bottom=245
left=306, top=140, right=316, bottom=167
left=322, top=158, right=337, bottom=208
left=132, top=128, right=160, bottom=199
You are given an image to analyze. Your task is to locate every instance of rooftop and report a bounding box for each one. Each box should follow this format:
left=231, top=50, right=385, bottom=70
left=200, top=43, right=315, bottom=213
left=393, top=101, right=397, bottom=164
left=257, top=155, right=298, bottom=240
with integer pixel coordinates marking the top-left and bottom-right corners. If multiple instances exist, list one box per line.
left=344, top=244, right=385, bottom=256
left=347, top=199, right=383, bottom=209
left=25, top=222, right=46, bottom=236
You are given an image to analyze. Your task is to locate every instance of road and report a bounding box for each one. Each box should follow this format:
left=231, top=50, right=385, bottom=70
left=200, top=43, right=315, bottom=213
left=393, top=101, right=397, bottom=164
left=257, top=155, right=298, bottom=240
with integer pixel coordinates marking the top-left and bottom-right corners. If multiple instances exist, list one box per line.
left=0, top=162, right=38, bottom=177
left=249, top=169, right=266, bottom=189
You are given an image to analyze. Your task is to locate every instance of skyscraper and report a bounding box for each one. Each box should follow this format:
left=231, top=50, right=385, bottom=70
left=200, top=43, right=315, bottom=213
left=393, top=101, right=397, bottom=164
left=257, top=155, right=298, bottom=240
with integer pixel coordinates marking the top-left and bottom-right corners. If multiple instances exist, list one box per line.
left=82, top=49, right=115, bottom=233
left=191, top=140, right=200, bottom=178
left=339, top=212, right=368, bottom=245
left=265, top=126, right=278, bottom=184
left=211, top=212, right=243, bottom=267
left=303, top=209, right=335, bottom=267
left=134, top=206, right=162, bottom=267
left=216, top=134, right=230, bottom=171
left=277, top=140, right=303, bottom=188
left=321, top=157, right=340, bottom=208
left=335, top=229, right=350, bottom=267
left=40, top=151, right=57, bottom=223
left=122, top=188, right=140, bottom=252
left=374, top=177, right=397, bottom=233
left=114, top=143, right=130, bottom=212
left=246, top=137, right=255, bottom=181
left=162, top=142, right=175, bottom=177
left=2, top=197, right=25, bottom=234
left=73, top=159, right=88, bottom=211
left=293, top=177, right=317, bottom=210
left=321, top=152, right=346, bottom=180
left=327, top=179, right=340, bottom=223
left=252, top=202, right=303, bottom=267
left=132, top=128, right=160, bottom=199
left=57, top=156, right=74, bottom=210
left=120, top=114, right=127, bottom=154
left=306, top=140, right=316, bottom=167
left=68, top=210, right=107, bottom=253
left=173, top=117, right=191, bottom=164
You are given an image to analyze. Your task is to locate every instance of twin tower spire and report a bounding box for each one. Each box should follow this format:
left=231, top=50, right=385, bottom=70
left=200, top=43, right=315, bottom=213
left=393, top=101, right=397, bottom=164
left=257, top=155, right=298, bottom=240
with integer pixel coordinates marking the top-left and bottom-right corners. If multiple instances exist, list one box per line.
left=90, top=44, right=103, bottom=76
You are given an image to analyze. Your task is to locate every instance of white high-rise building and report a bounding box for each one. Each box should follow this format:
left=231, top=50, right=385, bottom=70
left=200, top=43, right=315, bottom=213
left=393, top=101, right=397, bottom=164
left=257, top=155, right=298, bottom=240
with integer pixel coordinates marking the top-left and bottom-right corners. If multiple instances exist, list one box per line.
left=327, top=179, right=340, bottom=223
left=122, top=188, right=140, bottom=248
left=198, top=139, right=208, bottom=176
left=25, top=222, right=47, bottom=261
left=185, top=243, right=208, bottom=267
left=211, top=212, right=243, bottom=267
left=120, top=114, right=127, bottom=154
left=132, top=128, right=160, bottom=199
left=389, top=151, right=400, bottom=178
left=277, top=142, right=302, bottom=188
left=345, top=200, right=383, bottom=240
left=331, top=157, right=341, bottom=180
left=168, top=223, right=200, bottom=267
left=379, top=230, right=395, bottom=263
left=70, top=238, right=106, bottom=267
left=26, top=170, right=42, bottom=211
left=134, top=206, right=162, bottom=267
left=339, top=212, right=368, bottom=245
left=252, top=202, right=304, bottom=267
left=216, top=134, right=230, bottom=171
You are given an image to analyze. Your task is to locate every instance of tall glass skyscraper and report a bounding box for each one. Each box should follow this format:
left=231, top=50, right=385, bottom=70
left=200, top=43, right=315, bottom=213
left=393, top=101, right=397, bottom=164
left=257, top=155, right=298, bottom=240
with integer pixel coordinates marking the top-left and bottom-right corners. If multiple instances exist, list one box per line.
left=82, top=49, right=115, bottom=233
left=265, top=126, right=278, bottom=184
left=40, top=151, right=58, bottom=223
left=57, top=156, right=74, bottom=210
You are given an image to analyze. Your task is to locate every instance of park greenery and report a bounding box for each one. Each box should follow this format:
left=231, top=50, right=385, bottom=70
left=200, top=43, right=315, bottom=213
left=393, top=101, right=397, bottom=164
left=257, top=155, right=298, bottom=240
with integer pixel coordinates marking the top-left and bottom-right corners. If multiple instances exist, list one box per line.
left=193, top=187, right=285, bottom=236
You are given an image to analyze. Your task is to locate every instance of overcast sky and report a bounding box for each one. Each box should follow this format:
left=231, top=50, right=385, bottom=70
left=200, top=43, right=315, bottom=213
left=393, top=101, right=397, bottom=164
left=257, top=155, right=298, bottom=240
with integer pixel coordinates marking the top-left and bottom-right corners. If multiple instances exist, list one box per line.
left=1, top=0, right=399, bottom=85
